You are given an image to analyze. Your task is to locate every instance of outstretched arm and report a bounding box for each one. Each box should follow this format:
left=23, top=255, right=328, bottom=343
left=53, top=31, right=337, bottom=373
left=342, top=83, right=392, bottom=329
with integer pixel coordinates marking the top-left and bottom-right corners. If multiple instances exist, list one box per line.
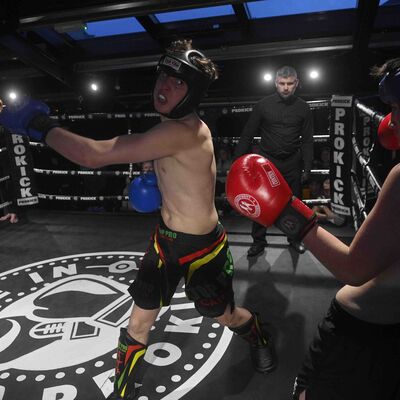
left=227, top=155, right=400, bottom=286
left=303, top=164, right=400, bottom=285
left=0, top=97, right=194, bottom=168
left=45, top=120, right=194, bottom=168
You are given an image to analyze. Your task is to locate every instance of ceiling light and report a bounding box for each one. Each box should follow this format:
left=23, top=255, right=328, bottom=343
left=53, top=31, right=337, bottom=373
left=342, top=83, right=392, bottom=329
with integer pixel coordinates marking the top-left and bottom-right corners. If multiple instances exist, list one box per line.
left=90, top=82, right=99, bottom=92
left=263, top=73, right=273, bottom=82
left=8, top=91, right=18, bottom=101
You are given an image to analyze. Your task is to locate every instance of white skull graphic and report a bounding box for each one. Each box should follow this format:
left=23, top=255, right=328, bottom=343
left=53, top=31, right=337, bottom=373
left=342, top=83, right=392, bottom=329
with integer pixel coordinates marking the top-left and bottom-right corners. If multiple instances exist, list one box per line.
left=0, top=274, right=132, bottom=371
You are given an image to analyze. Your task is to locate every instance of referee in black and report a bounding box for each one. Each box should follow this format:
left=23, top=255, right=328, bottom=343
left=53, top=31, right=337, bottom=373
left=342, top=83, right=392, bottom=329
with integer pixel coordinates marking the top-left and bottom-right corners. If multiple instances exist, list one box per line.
left=234, top=66, right=313, bottom=256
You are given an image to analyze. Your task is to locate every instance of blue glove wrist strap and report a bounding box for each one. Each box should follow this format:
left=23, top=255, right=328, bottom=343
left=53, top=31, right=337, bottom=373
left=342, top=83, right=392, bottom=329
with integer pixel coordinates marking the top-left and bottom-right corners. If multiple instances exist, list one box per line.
left=28, top=114, right=60, bottom=143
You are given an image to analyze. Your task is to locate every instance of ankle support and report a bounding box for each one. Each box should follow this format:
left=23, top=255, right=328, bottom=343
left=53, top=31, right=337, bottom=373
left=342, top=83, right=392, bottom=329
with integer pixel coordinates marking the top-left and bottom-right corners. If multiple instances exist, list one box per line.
left=114, top=327, right=147, bottom=398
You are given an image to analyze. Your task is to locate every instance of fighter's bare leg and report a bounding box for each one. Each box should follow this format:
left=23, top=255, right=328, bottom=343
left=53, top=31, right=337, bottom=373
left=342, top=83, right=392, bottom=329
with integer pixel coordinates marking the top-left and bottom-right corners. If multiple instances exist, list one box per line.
left=127, top=304, right=160, bottom=344
left=215, top=305, right=252, bottom=328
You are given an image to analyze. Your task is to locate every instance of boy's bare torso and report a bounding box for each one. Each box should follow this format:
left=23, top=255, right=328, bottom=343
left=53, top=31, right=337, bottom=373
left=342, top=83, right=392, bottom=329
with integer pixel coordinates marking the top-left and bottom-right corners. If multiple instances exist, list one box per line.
left=337, top=165, right=400, bottom=324
left=337, top=261, right=400, bottom=324
left=155, top=114, right=219, bottom=235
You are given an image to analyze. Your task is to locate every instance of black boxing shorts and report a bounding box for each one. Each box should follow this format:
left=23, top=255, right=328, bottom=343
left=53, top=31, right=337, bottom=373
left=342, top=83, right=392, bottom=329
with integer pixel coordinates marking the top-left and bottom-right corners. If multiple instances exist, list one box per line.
left=128, top=217, right=235, bottom=318
left=292, top=298, right=400, bottom=400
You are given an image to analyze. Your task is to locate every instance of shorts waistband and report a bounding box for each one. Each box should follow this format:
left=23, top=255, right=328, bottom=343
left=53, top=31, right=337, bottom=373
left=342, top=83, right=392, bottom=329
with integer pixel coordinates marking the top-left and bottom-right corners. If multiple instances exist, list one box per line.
left=157, top=217, right=224, bottom=246
left=330, top=298, right=400, bottom=339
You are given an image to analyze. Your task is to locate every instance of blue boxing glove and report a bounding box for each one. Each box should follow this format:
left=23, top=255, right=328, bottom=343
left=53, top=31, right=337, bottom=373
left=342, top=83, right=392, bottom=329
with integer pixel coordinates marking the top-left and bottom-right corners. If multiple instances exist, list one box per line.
left=129, top=172, right=162, bottom=213
left=0, top=97, right=60, bottom=142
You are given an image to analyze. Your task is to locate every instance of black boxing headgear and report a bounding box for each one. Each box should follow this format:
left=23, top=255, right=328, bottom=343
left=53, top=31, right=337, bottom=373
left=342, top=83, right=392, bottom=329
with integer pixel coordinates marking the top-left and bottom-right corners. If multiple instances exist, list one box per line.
left=379, top=67, right=400, bottom=105
left=155, top=50, right=215, bottom=119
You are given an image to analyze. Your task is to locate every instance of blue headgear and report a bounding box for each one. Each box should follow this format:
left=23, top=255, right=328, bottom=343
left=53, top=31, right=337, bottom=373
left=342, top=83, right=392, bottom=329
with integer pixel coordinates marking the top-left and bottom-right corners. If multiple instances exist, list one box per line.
left=379, top=68, right=400, bottom=104
left=155, top=50, right=215, bottom=119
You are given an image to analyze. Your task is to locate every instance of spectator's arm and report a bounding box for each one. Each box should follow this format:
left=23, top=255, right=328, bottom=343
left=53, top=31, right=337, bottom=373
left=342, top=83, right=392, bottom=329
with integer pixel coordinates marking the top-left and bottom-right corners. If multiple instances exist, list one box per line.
left=0, top=213, right=18, bottom=223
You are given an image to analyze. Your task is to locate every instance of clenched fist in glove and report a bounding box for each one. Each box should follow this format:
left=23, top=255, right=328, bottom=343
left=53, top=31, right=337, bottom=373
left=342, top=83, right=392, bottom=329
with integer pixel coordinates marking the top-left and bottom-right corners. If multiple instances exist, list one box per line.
left=226, top=154, right=316, bottom=243
left=0, top=97, right=60, bottom=142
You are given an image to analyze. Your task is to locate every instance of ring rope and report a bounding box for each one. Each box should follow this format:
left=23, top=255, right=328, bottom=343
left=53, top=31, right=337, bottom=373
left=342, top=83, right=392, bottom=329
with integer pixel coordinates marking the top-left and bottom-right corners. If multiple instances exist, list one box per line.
left=303, top=198, right=331, bottom=206
left=310, top=169, right=329, bottom=175
left=40, top=100, right=329, bottom=122
left=355, top=100, right=385, bottom=125
left=38, top=194, right=129, bottom=201
left=33, top=168, right=138, bottom=177
left=351, top=134, right=382, bottom=194
left=312, top=134, right=330, bottom=141
left=228, top=134, right=329, bottom=143
left=350, top=172, right=368, bottom=226
left=28, top=134, right=332, bottom=151
left=0, top=200, right=12, bottom=210
left=37, top=191, right=331, bottom=206
left=350, top=100, right=384, bottom=229
left=28, top=142, right=46, bottom=148
left=33, top=167, right=330, bottom=178
left=0, top=175, right=10, bottom=183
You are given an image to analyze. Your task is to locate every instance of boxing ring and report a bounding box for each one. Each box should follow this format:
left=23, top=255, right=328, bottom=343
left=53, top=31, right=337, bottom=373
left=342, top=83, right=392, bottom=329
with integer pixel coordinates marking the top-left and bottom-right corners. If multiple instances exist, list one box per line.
left=1, top=100, right=328, bottom=211
left=0, top=96, right=389, bottom=228
left=0, top=96, right=395, bottom=400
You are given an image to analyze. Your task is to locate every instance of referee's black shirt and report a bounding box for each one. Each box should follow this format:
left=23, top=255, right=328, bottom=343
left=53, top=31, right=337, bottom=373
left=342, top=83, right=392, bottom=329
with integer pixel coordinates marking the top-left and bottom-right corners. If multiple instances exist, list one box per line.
left=234, top=93, right=314, bottom=172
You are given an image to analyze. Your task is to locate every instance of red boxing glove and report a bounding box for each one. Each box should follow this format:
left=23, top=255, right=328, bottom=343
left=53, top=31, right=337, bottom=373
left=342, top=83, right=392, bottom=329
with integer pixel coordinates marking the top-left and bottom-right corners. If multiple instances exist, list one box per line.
left=226, top=154, right=292, bottom=226
left=226, top=154, right=316, bottom=241
left=378, top=113, right=400, bottom=150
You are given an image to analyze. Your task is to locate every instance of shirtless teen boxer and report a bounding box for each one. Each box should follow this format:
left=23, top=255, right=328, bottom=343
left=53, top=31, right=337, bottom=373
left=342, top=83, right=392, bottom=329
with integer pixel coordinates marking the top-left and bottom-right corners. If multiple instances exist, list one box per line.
left=0, top=39, right=276, bottom=400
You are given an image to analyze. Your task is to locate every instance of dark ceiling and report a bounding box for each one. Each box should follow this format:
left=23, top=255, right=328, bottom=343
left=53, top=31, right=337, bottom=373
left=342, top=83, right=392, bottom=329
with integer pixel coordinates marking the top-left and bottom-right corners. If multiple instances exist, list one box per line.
left=0, top=0, right=399, bottom=114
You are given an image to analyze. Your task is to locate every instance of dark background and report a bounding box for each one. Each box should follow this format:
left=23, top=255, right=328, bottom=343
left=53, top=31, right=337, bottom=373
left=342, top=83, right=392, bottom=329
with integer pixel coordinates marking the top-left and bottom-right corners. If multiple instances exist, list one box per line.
left=1, top=0, right=399, bottom=212
left=0, top=0, right=399, bottom=119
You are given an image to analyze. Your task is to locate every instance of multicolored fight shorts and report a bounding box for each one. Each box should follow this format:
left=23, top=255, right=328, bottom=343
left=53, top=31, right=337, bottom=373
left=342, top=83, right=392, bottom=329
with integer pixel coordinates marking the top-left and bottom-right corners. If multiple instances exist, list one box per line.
left=128, top=218, right=235, bottom=318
